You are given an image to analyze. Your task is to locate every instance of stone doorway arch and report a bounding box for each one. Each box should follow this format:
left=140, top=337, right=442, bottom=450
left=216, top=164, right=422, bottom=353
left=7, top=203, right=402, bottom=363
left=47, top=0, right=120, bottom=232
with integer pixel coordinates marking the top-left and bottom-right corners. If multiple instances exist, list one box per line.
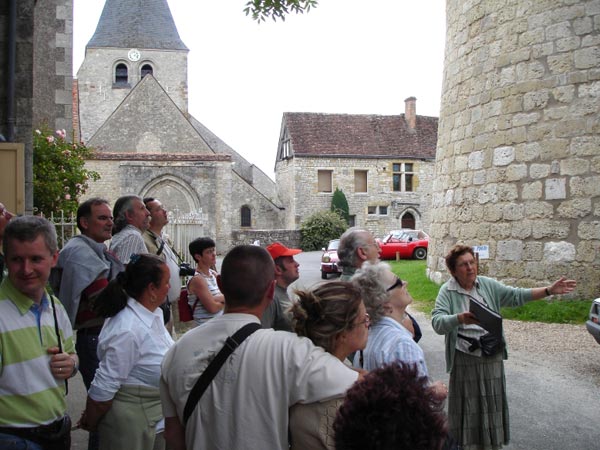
left=140, top=175, right=200, bottom=215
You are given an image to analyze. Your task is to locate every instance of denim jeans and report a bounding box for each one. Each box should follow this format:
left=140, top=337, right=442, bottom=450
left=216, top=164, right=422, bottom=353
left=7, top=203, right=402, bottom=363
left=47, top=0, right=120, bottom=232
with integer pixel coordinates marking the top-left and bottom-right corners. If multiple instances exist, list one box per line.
left=75, top=331, right=100, bottom=390
left=75, top=331, right=100, bottom=450
left=0, top=432, right=44, bottom=450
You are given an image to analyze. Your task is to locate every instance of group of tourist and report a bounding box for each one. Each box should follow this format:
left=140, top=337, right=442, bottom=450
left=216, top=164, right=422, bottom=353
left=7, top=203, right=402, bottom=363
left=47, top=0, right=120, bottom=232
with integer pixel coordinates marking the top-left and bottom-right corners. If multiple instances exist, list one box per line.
left=0, top=199, right=577, bottom=450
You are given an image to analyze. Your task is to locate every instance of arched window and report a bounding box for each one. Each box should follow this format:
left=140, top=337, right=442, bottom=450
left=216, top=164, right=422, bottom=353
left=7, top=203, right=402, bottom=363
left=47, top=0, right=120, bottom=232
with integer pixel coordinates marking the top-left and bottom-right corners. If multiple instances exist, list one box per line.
left=241, top=206, right=251, bottom=227
left=115, top=63, right=128, bottom=85
left=401, top=212, right=415, bottom=229
left=141, top=64, right=153, bottom=78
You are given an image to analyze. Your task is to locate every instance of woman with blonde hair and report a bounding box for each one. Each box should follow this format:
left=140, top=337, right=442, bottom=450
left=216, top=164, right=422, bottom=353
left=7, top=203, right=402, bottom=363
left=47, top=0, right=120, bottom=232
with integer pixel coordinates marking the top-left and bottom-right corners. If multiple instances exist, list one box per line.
left=289, top=281, right=368, bottom=450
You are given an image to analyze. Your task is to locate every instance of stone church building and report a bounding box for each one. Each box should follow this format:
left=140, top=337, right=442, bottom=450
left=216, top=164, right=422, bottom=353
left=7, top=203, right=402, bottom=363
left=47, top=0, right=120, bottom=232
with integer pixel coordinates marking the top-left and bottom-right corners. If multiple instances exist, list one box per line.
left=76, top=0, right=285, bottom=248
left=76, top=0, right=437, bottom=249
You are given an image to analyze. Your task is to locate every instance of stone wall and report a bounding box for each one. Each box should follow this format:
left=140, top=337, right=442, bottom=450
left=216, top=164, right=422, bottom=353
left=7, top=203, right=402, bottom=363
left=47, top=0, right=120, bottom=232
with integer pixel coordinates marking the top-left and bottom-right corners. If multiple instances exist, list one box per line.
left=428, top=0, right=600, bottom=298
left=83, top=156, right=287, bottom=250
left=33, top=0, right=73, bottom=134
left=230, top=229, right=302, bottom=251
left=277, top=156, right=435, bottom=237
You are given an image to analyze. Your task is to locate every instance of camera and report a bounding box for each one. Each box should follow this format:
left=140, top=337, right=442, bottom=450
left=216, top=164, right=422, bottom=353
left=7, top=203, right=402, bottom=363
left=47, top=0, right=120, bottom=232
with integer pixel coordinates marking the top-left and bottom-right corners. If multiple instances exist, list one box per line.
left=179, top=263, right=195, bottom=277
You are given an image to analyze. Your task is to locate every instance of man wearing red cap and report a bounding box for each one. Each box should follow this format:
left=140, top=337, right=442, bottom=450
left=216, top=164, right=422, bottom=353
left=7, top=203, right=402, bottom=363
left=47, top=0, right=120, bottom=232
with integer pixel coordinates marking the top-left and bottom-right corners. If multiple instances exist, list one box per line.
left=262, top=242, right=301, bottom=331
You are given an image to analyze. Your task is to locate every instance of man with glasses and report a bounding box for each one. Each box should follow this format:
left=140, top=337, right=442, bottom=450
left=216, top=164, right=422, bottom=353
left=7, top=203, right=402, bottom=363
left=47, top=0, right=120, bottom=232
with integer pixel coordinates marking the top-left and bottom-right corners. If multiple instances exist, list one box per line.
left=0, top=216, right=77, bottom=449
left=143, top=197, right=181, bottom=332
left=0, top=202, right=15, bottom=282
left=337, top=227, right=381, bottom=281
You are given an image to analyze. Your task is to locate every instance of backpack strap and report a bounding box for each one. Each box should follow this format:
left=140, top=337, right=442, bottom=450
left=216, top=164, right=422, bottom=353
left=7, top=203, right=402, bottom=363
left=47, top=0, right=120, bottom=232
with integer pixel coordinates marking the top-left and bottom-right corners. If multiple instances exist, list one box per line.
left=183, top=322, right=262, bottom=425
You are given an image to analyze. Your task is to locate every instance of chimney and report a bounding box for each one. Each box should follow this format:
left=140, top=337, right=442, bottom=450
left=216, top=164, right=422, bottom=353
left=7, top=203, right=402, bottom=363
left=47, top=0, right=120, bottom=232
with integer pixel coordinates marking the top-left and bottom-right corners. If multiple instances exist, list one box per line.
left=404, top=96, right=416, bottom=130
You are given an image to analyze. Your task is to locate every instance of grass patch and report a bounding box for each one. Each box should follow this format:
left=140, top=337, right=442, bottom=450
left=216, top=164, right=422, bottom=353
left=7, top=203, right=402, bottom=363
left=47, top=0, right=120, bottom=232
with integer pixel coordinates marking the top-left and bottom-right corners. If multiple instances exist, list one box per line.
left=388, top=259, right=592, bottom=324
left=389, top=260, right=439, bottom=314
left=500, top=300, right=590, bottom=325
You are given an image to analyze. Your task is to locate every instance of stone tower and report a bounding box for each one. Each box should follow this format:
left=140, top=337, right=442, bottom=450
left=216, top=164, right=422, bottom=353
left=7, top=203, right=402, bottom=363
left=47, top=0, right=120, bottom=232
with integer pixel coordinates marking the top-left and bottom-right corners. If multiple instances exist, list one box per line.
left=76, top=0, right=188, bottom=141
left=428, top=0, right=600, bottom=298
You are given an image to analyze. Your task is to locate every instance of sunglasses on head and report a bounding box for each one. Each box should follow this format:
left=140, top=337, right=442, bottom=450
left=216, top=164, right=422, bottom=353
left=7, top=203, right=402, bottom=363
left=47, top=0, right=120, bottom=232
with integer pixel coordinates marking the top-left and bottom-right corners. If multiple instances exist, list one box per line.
left=387, top=277, right=404, bottom=292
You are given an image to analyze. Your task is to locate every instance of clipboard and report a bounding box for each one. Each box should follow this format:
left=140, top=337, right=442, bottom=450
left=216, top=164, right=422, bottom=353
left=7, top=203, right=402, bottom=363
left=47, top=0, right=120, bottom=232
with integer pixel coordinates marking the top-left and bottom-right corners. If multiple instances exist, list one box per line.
left=469, top=298, right=503, bottom=335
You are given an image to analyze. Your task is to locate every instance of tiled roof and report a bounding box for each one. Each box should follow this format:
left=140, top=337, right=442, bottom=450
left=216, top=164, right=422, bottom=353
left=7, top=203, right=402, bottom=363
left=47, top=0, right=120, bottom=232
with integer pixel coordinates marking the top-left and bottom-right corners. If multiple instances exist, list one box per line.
left=283, top=112, right=438, bottom=159
left=87, top=0, right=188, bottom=50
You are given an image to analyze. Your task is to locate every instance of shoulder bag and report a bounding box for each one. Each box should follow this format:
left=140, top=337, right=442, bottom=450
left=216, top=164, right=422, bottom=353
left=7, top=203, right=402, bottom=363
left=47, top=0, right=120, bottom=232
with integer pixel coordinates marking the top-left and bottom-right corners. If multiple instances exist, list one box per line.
left=183, top=322, right=262, bottom=425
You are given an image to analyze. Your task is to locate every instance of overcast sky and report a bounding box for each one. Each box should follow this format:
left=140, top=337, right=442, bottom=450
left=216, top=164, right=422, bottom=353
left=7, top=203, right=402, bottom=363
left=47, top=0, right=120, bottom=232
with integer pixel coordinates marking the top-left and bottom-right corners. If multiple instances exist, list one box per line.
left=73, top=0, right=446, bottom=179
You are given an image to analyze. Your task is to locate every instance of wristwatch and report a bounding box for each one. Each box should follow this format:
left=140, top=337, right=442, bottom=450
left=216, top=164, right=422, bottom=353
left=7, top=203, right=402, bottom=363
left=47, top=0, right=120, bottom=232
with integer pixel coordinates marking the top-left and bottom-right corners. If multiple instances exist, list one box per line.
left=69, top=356, right=79, bottom=378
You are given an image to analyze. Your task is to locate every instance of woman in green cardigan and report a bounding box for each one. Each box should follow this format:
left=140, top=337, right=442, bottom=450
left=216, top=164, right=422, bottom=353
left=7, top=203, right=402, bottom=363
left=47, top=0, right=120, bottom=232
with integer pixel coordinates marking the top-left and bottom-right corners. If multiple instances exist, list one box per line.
left=431, top=244, right=576, bottom=450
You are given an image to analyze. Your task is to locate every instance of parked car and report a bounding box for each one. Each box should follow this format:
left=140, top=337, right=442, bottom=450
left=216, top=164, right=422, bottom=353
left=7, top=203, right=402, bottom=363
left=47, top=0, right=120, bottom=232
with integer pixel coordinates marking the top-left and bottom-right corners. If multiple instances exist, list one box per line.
left=377, top=230, right=429, bottom=260
left=586, top=298, right=600, bottom=344
left=388, top=229, right=430, bottom=241
left=321, top=239, right=342, bottom=279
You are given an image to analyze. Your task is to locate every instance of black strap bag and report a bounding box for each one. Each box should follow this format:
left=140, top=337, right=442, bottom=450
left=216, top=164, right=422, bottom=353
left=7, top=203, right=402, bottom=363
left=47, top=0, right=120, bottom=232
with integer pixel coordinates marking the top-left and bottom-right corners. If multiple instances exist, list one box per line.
left=458, top=332, right=505, bottom=357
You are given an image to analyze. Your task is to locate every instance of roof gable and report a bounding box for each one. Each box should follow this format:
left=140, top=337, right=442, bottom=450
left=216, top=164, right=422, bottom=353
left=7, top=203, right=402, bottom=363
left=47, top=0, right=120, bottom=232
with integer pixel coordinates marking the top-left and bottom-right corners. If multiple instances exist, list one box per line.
left=88, top=75, right=213, bottom=154
left=282, top=112, right=438, bottom=160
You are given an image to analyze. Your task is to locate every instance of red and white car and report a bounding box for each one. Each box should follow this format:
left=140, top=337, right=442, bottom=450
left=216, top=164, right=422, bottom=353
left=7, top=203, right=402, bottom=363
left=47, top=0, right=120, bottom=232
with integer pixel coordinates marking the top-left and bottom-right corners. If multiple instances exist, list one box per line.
left=320, top=239, right=342, bottom=279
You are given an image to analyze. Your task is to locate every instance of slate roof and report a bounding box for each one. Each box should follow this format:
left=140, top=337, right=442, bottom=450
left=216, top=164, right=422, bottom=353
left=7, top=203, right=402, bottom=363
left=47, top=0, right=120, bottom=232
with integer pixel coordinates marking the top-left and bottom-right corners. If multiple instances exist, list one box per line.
left=283, top=112, right=438, bottom=159
left=87, top=0, right=188, bottom=50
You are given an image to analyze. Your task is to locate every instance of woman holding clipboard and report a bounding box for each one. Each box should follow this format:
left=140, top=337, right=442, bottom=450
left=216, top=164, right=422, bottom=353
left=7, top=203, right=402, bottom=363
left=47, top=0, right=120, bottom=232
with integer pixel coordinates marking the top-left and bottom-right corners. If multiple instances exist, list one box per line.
left=431, top=244, right=576, bottom=450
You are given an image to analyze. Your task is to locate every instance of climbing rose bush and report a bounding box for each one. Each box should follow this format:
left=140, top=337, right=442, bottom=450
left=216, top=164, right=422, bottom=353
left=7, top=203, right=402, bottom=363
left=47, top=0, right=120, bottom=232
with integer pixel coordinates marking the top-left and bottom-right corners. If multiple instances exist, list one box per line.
left=33, top=127, right=100, bottom=217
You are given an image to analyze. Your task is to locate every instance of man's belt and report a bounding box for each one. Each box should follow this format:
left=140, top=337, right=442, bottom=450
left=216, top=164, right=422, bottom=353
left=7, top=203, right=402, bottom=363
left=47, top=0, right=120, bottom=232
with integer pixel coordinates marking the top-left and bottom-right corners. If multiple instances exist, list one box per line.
left=0, top=414, right=71, bottom=441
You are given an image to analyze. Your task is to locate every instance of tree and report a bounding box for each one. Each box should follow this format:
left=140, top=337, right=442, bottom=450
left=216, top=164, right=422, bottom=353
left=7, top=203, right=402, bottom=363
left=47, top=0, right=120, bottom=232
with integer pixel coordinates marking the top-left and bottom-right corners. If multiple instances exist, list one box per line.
left=300, top=210, right=347, bottom=251
left=244, top=0, right=318, bottom=22
left=33, top=127, right=100, bottom=217
left=331, top=187, right=350, bottom=224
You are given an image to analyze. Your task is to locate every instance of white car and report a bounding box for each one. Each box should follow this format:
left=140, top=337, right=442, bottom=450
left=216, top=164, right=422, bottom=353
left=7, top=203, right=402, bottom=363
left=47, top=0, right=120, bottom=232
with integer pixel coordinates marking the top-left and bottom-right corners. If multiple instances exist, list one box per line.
left=586, top=298, right=600, bottom=344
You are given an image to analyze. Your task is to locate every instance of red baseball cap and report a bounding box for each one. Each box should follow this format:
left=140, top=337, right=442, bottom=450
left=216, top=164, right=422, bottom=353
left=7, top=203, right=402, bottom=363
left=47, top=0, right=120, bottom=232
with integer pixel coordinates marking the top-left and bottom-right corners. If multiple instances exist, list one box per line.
left=266, top=242, right=302, bottom=260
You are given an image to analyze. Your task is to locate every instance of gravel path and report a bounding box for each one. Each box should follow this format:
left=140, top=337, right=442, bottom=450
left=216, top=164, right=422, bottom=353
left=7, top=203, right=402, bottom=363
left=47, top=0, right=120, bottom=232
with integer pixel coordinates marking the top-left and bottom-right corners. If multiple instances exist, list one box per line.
left=504, top=320, right=600, bottom=387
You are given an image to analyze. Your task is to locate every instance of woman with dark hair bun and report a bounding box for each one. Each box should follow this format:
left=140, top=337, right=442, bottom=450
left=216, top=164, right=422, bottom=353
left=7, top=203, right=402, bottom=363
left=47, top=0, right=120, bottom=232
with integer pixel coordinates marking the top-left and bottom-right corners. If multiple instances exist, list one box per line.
left=289, top=281, right=368, bottom=450
left=333, top=362, right=448, bottom=450
left=79, top=254, right=174, bottom=450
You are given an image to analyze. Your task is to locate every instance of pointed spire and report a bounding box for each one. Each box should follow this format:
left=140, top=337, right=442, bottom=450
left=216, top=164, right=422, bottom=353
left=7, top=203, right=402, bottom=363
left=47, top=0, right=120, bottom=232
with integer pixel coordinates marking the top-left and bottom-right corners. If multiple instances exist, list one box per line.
left=87, top=0, right=188, bottom=50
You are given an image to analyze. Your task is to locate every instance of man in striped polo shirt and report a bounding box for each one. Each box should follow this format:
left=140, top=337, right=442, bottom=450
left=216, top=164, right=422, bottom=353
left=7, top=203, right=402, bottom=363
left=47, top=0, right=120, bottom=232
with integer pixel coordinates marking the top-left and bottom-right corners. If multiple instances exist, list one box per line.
left=0, top=216, right=78, bottom=449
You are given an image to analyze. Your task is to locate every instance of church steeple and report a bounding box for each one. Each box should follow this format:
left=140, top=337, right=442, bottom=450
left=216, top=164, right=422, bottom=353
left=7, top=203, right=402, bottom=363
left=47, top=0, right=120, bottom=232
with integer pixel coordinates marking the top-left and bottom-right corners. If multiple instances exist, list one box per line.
left=76, top=0, right=189, bottom=142
left=87, top=0, right=188, bottom=50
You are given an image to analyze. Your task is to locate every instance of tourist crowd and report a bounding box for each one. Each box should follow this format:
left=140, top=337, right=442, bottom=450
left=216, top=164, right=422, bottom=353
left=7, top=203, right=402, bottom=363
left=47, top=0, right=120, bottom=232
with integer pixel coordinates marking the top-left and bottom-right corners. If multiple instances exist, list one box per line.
left=0, top=200, right=576, bottom=450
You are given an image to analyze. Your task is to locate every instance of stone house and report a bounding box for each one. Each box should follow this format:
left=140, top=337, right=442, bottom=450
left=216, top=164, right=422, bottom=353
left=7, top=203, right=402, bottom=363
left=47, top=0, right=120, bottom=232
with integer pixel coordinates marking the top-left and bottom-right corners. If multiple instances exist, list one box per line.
left=275, top=97, right=438, bottom=238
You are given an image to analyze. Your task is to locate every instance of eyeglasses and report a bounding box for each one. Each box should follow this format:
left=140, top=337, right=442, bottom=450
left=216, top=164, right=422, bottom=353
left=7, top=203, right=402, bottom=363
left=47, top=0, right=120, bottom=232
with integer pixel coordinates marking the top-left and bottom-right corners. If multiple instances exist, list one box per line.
left=387, top=277, right=404, bottom=292
left=354, top=312, right=370, bottom=328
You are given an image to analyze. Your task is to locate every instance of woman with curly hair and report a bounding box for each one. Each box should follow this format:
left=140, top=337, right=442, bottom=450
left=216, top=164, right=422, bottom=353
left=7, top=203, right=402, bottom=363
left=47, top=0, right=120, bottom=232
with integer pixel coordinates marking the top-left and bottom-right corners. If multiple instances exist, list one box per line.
left=351, top=261, right=447, bottom=400
left=78, top=254, right=174, bottom=450
left=333, top=362, right=448, bottom=450
left=289, top=281, right=369, bottom=450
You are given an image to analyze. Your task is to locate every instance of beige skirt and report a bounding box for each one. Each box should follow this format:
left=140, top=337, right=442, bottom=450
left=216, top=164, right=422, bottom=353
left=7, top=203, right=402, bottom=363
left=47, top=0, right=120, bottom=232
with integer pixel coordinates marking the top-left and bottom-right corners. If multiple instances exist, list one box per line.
left=98, top=385, right=164, bottom=450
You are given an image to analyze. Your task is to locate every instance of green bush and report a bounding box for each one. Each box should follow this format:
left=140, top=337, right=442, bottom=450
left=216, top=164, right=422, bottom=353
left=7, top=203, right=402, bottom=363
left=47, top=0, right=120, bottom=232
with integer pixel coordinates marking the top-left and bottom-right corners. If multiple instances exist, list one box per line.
left=331, top=187, right=350, bottom=224
left=300, top=210, right=347, bottom=251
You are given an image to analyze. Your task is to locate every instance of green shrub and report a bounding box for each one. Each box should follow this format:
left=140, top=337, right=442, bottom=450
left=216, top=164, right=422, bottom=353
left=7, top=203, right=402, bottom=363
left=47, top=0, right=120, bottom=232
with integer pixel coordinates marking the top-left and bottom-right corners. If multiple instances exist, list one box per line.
left=300, top=210, right=347, bottom=251
left=331, top=187, right=350, bottom=224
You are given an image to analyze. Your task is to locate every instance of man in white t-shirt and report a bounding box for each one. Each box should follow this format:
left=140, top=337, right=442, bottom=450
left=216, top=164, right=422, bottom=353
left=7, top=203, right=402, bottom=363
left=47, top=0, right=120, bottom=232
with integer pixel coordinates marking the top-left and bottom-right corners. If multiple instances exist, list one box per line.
left=160, top=245, right=360, bottom=450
